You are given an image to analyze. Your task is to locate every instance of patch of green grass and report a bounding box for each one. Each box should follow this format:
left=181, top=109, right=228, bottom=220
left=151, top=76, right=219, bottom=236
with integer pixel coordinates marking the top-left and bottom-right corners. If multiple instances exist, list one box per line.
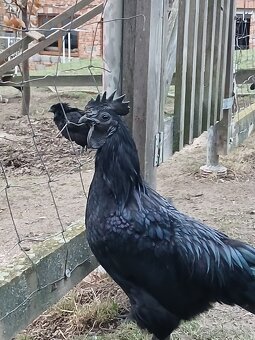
left=30, top=58, right=103, bottom=77
left=16, top=336, right=34, bottom=340
left=234, top=47, right=255, bottom=70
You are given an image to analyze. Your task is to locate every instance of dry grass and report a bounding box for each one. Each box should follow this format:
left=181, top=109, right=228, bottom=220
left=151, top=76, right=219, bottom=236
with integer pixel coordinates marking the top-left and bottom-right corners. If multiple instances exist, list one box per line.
left=16, top=271, right=255, bottom=340
left=16, top=273, right=129, bottom=340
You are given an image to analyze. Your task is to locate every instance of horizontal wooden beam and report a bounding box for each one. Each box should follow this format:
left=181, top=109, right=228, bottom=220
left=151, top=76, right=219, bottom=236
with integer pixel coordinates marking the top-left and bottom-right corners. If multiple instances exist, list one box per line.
left=230, top=109, right=255, bottom=149
left=0, top=223, right=98, bottom=340
left=0, top=3, right=103, bottom=77
left=25, top=31, right=45, bottom=42
left=233, top=102, right=255, bottom=123
left=0, top=0, right=95, bottom=64
left=235, top=68, right=255, bottom=84
left=0, top=74, right=102, bottom=87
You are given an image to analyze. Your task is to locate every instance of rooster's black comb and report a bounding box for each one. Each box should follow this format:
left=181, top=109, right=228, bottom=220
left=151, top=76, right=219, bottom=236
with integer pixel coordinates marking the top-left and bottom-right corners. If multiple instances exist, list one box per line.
left=86, top=90, right=130, bottom=116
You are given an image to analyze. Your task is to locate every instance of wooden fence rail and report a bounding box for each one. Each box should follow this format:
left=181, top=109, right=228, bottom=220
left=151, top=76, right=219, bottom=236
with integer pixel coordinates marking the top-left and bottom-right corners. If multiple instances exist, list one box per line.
left=0, top=2, right=103, bottom=78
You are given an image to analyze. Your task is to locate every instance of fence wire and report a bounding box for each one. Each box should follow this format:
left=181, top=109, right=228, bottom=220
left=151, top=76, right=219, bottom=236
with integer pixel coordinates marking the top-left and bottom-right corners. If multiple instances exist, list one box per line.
left=0, top=0, right=143, bottom=329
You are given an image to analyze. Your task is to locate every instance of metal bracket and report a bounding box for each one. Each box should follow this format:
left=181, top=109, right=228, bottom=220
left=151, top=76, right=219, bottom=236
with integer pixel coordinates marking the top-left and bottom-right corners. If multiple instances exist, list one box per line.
left=154, top=132, right=164, bottom=167
left=223, top=96, right=234, bottom=110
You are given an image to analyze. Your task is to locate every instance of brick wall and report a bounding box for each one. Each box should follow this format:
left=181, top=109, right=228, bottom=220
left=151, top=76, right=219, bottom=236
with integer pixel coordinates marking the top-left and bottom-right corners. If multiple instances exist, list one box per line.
left=38, top=0, right=103, bottom=58
left=28, top=0, right=103, bottom=69
left=236, top=0, right=255, bottom=49
left=237, top=0, right=255, bottom=9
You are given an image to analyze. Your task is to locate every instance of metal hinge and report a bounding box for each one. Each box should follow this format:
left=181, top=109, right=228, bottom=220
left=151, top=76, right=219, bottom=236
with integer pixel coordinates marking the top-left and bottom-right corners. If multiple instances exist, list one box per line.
left=154, top=131, right=164, bottom=167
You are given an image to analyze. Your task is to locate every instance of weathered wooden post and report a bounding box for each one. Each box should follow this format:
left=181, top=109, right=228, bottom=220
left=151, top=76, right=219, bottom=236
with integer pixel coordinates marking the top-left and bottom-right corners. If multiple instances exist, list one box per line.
left=160, top=0, right=178, bottom=162
left=103, top=0, right=123, bottom=95
left=121, top=0, right=164, bottom=188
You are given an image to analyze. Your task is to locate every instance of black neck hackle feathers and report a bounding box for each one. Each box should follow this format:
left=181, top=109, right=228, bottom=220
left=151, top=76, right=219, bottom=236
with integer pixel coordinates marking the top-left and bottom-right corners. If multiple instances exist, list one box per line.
left=82, top=91, right=255, bottom=340
left=80, top=91, right=143, bottom=207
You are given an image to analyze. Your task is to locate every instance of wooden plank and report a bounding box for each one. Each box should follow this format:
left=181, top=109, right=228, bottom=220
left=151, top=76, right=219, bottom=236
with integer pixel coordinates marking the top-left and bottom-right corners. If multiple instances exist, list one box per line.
left=122, top=0, right=164, bottom=188
left=159, top=0, right=171, bottom=134
left=25, top=31, right=45, bottom=42
left=122, top=0, right=137, bottom=131
left=202, top=1, right=217, bottom=131
left=217, top=0, right=236, bottom=155
left=103, top=0, right=123, bottom=95
left=0, top=224, right=98, bottom=340
left=173, top=0, right=190, bottom=151
left=0, top=4, right=103, bottom=78
left=0, top=0, right=95, bottom=64
left=231, top=109, right=255, bottom=149
left=193, top=0, right=208, bottom=137
left=233, top=102, right=255, bottom=123
left=184, top=0, right=199, bottom=145
left=235, top=68, right=255, bottom=84
left=163, top=116, right=173, bottom=162
left=217, top=1, right=230, bottom=121
left=160, top=0, right=178, bottom=162
left=163, top=0, right=178, bottom=95
left=0, top=75, right=102, bottom=87
left=211, top=0, right=224, bottom=125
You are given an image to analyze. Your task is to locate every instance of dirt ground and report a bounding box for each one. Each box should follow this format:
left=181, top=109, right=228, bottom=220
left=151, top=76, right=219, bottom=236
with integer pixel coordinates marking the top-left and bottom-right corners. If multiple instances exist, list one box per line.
left=1, top=86, right=255, bottom=339
left=0, top=87, right=96, bottom=263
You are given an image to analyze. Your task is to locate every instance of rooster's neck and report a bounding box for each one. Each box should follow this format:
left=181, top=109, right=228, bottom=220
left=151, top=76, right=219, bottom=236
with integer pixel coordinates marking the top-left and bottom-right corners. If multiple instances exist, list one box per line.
left=94, top=122, right=144, bottom=207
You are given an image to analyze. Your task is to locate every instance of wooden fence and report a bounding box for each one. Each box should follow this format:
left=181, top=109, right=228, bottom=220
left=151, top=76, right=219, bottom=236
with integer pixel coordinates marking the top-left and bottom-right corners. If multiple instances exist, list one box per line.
left=103, top=0, right=238, bottom=185
left=1, top=1, right=255, bottom=339
left=173, top=1, right=235, bottom=154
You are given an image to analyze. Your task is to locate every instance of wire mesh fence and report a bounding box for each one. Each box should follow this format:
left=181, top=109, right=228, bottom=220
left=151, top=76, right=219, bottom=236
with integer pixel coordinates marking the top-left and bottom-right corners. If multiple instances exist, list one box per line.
left=0, top=1, right=147, bottom=335
left=0, top=0, right=106, bottom=332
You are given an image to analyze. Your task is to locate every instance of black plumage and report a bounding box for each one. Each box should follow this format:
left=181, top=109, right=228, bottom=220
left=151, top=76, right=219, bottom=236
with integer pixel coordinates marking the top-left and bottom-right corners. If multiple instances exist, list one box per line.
left=49, top=102, right=89, bottom=150
left=79, top=91, right=255, bottom=340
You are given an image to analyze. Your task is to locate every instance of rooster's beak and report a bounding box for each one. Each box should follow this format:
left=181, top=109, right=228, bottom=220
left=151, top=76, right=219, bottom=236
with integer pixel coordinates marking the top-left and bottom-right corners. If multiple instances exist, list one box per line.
left=79, top=115, right=99, bottom=125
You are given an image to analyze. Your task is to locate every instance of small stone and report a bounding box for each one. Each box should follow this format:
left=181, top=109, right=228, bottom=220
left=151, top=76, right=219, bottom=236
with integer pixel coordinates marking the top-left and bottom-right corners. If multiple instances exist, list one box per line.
left=22, top=246, right=30, bottom=251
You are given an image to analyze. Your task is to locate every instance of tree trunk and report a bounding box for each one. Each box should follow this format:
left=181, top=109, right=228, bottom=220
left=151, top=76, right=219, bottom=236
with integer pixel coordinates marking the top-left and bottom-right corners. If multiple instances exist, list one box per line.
left=21, top=1, right=30, bottom=115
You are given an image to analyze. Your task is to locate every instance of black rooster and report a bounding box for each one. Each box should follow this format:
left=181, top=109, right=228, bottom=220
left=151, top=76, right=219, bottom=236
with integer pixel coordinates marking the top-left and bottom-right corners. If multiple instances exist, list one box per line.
left=49, top=102, right=89, bottom=152
left=79, top=92, right=255, bottom=340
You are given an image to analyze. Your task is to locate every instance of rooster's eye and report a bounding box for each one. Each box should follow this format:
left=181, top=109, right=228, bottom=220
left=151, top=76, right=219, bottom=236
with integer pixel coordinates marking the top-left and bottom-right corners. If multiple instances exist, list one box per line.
left=102, top=113, right=110, bottom=121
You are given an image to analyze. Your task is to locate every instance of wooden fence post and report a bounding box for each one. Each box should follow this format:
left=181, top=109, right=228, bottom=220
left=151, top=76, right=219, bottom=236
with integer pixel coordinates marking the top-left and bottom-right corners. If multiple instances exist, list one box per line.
left=173, top=0, right=190, bottom=151
left=121, top=0, right=164, bottom=188
left=193, top=0, right=208, bottom=138
left=184, top=0, right=200, bottom=145
left=103, top=0, right=123, bottom=95
left=203, top=1, right=217, bottom=131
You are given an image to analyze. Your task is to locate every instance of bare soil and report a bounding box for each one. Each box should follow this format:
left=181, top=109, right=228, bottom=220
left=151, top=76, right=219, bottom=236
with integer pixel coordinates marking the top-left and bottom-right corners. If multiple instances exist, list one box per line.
left=1, top=86, right=255, bottom=339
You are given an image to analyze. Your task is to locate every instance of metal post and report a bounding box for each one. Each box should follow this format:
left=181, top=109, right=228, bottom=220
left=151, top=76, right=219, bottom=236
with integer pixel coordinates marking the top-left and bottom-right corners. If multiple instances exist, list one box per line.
left=200, top=124, right=227, bottom=175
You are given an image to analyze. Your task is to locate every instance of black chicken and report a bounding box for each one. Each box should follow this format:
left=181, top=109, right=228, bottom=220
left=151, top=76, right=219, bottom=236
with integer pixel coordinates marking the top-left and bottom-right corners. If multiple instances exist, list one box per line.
left=79, top=91, right=255, bottom=340
left=49, top=102, right=89, bottom=152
